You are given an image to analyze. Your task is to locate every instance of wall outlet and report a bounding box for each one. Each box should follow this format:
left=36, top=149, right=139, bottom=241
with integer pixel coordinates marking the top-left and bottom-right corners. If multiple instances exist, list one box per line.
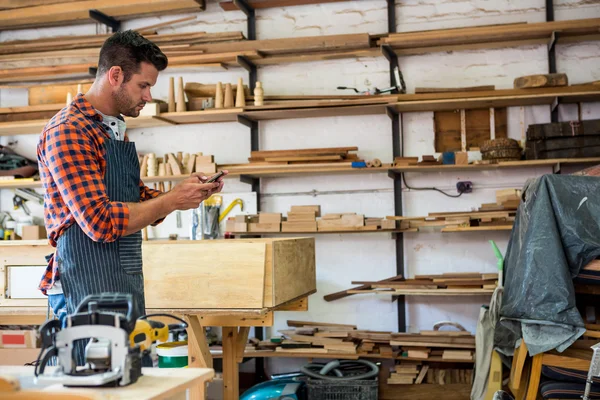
left=456, top=181, right=473, bottom=194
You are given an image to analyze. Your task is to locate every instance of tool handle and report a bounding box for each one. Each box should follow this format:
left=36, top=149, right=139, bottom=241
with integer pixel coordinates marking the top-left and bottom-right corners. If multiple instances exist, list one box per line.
left=75, top=293, right=134, bottom=321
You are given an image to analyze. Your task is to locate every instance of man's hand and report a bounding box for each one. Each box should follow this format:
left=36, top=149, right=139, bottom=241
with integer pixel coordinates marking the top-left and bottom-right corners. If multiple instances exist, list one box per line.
left=192, top=170, right=228, bottom=197
left=165, top=175, right=220, bottom=211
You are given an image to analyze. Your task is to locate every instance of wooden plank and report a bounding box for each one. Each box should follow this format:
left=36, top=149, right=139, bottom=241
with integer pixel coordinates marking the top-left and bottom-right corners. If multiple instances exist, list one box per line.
left=135, top=15, right=197, bottom=34
left=272, top=238, right=316, bottom=305
left=236, top=327, right=250, bottom=363
left=264, top=155, right=342, bottom=162
left=252, top=147, right=357, bottom=158
left=142, top=241, right=267, bottom=309
left=222, top=327, right=239, bottom=400
left=287, top=320, right=357, bottom=329
left=416, top=85, right=495, bottom=94
left=514, top=73, right=568, bottom=89
left=186, top=315, right=213, bottom=369
left=0, top=0, right=205, bottom=30
left=220, top=0, right=347, bottom=11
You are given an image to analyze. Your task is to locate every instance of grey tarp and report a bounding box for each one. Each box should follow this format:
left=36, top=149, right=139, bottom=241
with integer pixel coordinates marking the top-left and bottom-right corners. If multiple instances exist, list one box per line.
left=495, top=174, right=600, bottom=356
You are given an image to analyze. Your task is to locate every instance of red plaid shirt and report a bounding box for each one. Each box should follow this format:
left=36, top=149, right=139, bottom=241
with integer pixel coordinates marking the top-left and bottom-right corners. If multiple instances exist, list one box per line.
left=37, top=94, right=162, bottom=293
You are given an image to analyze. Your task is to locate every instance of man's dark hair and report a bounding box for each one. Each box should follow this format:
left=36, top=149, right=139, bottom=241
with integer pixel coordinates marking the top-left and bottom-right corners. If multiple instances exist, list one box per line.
left=97, top=30, right=168, bottom=82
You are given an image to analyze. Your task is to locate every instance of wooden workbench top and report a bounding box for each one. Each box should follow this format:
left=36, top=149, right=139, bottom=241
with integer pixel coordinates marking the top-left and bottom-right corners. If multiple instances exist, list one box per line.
left=0, top=366, right=214, bottom=400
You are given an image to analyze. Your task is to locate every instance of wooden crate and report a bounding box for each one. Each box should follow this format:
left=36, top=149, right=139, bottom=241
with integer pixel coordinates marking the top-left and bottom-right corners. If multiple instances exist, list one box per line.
left=142, top=238, right=316, bottom=309
left=0, top=238, right=316, bottom=312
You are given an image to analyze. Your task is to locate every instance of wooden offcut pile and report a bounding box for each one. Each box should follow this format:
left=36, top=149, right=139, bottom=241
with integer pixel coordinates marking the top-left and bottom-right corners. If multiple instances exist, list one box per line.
left=225, top=205, right=397, bottom=234
left=248, top=147, right=362, bottom=166
left=242, top=321, right=476, bottom=365
left=388, top=364, right=473, bottom=385
left=324, top=272, right=498, bottom=300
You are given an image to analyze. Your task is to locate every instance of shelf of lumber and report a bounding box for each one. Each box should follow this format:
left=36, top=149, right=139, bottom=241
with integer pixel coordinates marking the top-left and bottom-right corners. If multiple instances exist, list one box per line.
left=347, top=288, right=495, bottom=296
left=390, top=157, right=600, bottom=173
left=0, top=0, right=206, bottom=31
left=390, top=85, right=600, bottom=112
left=0, top=115, right=172, bottom=137
left=2, top=85, right=600, bottom=135
left=233, top=229, right=415, bottom=236
left=441, top=226, right=513, bottom=232
left=381, top=18, right=600, bottom=55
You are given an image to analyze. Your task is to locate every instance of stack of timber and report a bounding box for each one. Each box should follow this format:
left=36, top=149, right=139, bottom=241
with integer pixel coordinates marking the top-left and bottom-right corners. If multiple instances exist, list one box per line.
left=526, top=119, right=600, bottom=160
left=379, top=18, right=600, bottom=55
left=243, top=320, right=477, bottom=364
left=0, top=0, right=206, bottom=31
left=324, top=272, right=498, bottom=299
left=220, top=147, right=391, bottom=175
left=225, top=205, right=397, bottom=234
left=386, top=209, right=516, bottom=232
left=388, top=364, right=473, bottom=385
left=479, top=189, right=521, bottom=212
left=0, top=31, right=245, bottom=84
left=0, top=32, right=378, bottom=84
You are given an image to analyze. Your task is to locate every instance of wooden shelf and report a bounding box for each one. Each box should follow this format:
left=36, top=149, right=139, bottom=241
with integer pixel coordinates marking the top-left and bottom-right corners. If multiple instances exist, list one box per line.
left=2, top=85, right=600, bottom=136
left=233, top=229, right=416, bottom=235
left=396, top=355, right=474, bottom=364
left=441, top=226, right=513, bottom=232
left=0, top=116, right=173, bottom=137
left=391, top=158, right=600, bottom=173
left=347, top=288, right=495, bottom=296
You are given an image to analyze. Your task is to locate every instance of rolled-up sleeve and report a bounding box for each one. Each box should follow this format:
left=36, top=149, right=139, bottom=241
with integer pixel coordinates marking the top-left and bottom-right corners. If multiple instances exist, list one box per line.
left=41, top=123, right=129, bottom=242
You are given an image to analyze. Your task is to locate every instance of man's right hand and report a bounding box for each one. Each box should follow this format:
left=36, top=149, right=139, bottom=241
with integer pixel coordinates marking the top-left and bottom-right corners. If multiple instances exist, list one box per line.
left=165, top=175, right=220, bottom=211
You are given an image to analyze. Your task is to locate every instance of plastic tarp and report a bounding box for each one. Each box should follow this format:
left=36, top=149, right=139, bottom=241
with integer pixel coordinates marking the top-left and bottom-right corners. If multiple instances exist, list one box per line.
left=495, top=174, right=600, bottom=356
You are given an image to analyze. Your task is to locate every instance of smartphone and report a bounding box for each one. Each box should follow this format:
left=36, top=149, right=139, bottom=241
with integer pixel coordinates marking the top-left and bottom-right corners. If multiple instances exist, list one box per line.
left=206, top=171, right=225, bottom=183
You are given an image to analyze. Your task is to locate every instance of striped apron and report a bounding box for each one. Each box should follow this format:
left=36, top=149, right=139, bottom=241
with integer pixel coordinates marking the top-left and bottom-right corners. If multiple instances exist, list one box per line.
left=56, top=138, right=145, bottom=365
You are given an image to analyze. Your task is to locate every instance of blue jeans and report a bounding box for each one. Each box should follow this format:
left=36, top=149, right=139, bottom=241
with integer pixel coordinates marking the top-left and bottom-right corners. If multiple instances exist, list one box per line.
left=48, top=293, right=67, bottom=328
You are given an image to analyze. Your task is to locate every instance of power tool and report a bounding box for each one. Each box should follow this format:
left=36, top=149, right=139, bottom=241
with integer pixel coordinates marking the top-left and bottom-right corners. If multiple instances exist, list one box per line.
left=13, top=188, right=44, bottom=215
left=34, top=293, right=187, bottom=387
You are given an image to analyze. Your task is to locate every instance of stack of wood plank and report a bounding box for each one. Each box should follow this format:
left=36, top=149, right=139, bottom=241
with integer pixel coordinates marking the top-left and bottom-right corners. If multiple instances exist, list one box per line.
left=243, top=320, right=477, bottom=365
left=0, top=32, right=377, bottom=83
left=0, top=0, right=206, bottom=31
left=526, top=119, right=600, bottom=160
left=387, top=363, right=474, bottom=385
left=379, top=18, right=600, bottom=55
left=387, top=362, right=473, bottom=385
left=324, top=272, right=498, bottom=299
left=247, top=147, right=362, bottom=167
left=386, top=209, right=515, bottom=232
left=479, top=188, right=521, bottom=211
left=225, top=206, right=397, bottom=234
left=0, top=30, right=244, bottom=84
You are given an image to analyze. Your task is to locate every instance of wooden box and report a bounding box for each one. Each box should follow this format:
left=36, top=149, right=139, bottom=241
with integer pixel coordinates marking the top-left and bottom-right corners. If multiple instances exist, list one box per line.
left=142, top=238, right=316, bottom=310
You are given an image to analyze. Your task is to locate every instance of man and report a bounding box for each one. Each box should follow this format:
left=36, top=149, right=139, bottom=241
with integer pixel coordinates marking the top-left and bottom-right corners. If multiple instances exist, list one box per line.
left=37, top=30, right=225, bottom=362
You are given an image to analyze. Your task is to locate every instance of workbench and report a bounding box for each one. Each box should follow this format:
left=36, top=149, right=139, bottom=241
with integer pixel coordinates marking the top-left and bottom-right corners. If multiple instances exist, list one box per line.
left=0, top=366, right=214, bottom=399
left=0, top=238, right=317, bottom=400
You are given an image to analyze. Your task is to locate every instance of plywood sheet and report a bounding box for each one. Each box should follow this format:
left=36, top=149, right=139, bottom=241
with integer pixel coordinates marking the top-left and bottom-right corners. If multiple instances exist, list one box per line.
left=273, top=238, right=316, bottom=305
left=142, top=242, right=266, bottom=309
left=434, top=108, right=507, bottom=152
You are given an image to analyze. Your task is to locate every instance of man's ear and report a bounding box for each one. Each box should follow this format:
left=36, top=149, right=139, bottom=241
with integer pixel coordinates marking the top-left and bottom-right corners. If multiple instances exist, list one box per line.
left=107, top=66, right=124, bottom=87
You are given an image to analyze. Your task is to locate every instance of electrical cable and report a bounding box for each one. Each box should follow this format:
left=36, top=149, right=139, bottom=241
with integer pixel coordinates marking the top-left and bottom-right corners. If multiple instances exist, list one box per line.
left=401, top=173, right=464, bottom=198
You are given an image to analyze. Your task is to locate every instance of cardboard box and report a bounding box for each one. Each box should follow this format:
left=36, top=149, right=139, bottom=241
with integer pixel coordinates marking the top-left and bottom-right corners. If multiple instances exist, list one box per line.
left=21, top=225, right=46, bottom=240
left=248, top=223, right=281, bottom=233
left=258, top=213, right=282, bottom=224
left=290, top=205, right=321, bottom=217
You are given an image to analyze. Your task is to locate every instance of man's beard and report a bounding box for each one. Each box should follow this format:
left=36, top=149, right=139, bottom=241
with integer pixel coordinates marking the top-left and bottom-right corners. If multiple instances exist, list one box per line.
left=113, top=85, right=144, bottom=117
